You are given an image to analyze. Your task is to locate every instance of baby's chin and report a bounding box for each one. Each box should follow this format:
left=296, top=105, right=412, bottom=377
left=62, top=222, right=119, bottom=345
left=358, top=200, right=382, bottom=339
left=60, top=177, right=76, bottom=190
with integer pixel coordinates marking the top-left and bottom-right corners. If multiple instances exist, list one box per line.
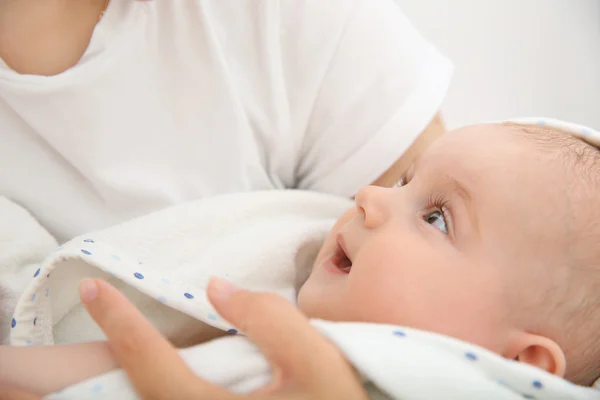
left=295, top=283, right=311, bottom=314
left=296, top=279, right=328, bottom=319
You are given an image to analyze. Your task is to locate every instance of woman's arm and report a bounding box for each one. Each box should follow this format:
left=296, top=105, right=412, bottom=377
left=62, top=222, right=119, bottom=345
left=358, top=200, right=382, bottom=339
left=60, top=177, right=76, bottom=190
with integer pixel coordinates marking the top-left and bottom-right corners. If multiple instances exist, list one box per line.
left=0, top=342, right=118, bottom=396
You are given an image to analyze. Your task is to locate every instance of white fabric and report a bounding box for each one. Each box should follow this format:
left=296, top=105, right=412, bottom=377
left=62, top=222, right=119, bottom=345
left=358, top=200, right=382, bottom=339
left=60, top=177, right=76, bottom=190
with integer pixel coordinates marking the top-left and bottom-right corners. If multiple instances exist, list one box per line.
left=0, top=0, right=452, bottom=244
left=46, top=322, right=600, bottom=400
left=0, top=198, right=58, bottom=343
left=2, top=189, right=598, bottom=400
left=10, top=190, right=350, bottom=346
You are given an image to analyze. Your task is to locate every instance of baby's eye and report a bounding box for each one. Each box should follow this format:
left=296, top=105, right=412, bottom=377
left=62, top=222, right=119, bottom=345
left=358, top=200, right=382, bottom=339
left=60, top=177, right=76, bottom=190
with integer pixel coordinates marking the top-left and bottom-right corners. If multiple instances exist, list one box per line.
left=425, top=210, right=448, bottom=234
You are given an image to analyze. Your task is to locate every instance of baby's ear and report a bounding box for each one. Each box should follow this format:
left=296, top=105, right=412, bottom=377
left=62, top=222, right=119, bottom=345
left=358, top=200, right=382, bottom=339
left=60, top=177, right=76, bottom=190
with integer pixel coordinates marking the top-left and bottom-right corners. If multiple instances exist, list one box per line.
left=508, top=333, right=566, bottom=377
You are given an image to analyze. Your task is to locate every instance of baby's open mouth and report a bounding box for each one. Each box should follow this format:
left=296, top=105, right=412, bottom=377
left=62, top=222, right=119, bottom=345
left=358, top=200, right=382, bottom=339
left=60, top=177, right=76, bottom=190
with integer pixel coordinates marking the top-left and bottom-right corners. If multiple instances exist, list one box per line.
left=332, top=235, right=352, bottom=273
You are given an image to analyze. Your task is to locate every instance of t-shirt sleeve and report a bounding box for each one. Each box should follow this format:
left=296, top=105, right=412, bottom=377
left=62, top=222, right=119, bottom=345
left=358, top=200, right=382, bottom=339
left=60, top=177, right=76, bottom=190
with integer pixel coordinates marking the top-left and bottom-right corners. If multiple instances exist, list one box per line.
left=291, top=0, right=453, bottom=197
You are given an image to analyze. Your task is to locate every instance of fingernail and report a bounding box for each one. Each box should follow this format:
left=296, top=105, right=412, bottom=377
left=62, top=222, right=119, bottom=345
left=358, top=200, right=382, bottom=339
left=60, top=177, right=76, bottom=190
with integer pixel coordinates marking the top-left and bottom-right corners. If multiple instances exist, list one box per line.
left=209, top=277, right=240, bottom=301
left=79, top=279, right=99, bottom=303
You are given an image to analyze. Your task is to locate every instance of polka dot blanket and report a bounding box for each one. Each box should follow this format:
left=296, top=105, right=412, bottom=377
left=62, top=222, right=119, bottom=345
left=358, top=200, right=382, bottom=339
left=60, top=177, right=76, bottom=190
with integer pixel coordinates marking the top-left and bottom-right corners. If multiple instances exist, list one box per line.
left=9, top=190, right=347, bottom=348
left=0, top=118, right=597, bottom=399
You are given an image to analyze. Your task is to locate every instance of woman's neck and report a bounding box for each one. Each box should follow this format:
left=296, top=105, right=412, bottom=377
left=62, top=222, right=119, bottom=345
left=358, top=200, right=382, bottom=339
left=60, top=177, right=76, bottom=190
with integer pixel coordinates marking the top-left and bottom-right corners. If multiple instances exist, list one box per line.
left=0, top=0, right=108, bottom=75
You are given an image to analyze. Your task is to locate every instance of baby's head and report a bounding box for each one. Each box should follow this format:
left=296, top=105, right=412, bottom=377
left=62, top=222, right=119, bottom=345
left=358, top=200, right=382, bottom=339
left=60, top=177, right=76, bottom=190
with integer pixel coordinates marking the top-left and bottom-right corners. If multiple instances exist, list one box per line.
left=298, top=121, right=600, bottom=385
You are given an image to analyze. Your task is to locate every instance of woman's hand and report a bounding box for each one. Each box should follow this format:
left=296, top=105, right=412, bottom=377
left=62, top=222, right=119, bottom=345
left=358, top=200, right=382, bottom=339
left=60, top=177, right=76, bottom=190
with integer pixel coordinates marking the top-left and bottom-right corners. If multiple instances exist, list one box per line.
left=79, top=278, right=368, bottom=399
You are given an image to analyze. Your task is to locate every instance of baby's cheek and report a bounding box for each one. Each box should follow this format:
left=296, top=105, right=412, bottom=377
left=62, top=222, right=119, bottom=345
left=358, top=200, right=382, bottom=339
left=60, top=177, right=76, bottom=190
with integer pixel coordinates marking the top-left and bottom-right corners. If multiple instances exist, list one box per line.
left=332, top=207, right=358, bottom=232
left=343, top=265, right=409, bottom=322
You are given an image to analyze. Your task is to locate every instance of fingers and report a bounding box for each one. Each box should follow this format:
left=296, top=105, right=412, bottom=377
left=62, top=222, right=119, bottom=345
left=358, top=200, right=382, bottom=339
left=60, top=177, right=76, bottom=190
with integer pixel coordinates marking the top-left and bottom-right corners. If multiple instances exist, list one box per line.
left=207, top=278, right=361, bottom=395
left=79, top=279, right=232, bottom=400
left=78, top=278, right=366, bottom=400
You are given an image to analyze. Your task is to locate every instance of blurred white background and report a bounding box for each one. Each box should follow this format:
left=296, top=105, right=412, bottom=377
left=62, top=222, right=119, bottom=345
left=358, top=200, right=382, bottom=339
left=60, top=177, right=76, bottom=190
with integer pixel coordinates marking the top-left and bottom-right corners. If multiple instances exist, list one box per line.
left=395, top=0, right=600, bottom=129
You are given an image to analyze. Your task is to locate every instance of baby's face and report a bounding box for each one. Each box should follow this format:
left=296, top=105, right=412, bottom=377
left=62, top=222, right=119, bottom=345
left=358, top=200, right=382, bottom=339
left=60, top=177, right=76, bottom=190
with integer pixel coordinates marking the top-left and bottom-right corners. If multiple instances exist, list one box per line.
left=298, top=124, right=567, bottom=354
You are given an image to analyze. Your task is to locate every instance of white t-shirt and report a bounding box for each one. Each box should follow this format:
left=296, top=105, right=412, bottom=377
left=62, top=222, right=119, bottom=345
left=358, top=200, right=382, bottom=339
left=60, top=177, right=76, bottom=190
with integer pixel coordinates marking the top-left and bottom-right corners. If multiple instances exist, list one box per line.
left=0, top=0, right=452, bottom=243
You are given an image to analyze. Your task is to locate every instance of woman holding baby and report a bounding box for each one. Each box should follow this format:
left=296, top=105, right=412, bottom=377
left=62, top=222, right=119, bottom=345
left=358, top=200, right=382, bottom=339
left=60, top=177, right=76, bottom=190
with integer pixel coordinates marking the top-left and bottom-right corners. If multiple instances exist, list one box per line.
left=0, top=0, right=450, bottom=397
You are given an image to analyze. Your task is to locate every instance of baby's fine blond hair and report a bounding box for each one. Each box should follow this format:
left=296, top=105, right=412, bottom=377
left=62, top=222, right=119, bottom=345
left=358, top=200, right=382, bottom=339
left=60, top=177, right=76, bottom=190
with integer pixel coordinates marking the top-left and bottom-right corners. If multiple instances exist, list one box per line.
left=504, top=121, right=600, bottom=386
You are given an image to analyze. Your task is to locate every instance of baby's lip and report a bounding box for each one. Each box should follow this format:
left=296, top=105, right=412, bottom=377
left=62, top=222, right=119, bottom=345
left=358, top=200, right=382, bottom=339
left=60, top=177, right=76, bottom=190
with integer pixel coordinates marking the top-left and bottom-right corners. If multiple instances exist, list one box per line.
left=321, top=233, right=352, bottom=275
left=335, top=233, right=353, bottom=274
left=336, top=233, right=351, bottom=262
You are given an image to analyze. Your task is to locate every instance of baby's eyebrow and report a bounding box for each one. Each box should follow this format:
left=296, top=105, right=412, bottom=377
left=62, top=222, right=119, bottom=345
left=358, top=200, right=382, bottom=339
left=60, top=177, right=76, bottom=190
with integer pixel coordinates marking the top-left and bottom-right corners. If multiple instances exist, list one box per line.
left=447, top=176, right=472, bottom=203
left=445, top=176, right=480, bottom=238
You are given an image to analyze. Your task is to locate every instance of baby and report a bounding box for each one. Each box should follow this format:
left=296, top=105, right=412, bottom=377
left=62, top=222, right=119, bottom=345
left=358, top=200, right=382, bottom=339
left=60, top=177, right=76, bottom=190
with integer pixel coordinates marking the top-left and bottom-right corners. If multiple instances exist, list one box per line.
left=1, top=120, right=600, bottom=394
left=300, top=120, right=600, bottom=388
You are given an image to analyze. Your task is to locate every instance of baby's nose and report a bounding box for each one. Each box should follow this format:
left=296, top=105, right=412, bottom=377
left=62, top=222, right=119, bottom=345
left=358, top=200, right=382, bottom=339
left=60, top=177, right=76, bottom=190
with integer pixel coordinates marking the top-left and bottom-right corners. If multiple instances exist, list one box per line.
left=355, top=186, right=392, bottom=229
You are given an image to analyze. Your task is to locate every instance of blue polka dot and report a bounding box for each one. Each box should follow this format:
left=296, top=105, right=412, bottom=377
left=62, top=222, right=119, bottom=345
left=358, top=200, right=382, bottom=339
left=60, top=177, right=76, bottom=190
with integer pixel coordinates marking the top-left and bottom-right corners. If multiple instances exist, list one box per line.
left=184, top=292, right=194, bottom=299
left=227, top=329, right=238, bottom=334
left=45, top=288, right=50, bottom=297
left=33, top=317, right=37, bottom=326
left=207, top=314, right=218, bottom=321
left=536, top=120, right=546, bottom=126
left=465, top=352, right=478, bottom=361
left=532, top=380, right=543, bottom=389
left=83, top=239, right=95, bottom=243
left=90, top=384, right=103, bottom=393
left=31, top=293, right=37, bottom=301
left=33, top=268, right=40, bottom=278
left=392, top=330, right=406, bottom=337
left=157, top=296, right=167, bottom=303
left=134, top=272, right=144, bottom=280
left=111, top=254, right=121, bottom=261
left=11, top=318, right=16, bottom=328
left=81, top=249, right=92, bottom=255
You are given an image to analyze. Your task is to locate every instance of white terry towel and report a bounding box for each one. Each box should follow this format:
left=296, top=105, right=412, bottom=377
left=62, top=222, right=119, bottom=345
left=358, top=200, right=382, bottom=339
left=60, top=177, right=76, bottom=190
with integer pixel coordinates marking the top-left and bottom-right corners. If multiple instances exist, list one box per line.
left=0, top=197, right=58, bottom=343
left=4, top=191, right=600, bottom=400
left=10, top=190, right=350, bottom=346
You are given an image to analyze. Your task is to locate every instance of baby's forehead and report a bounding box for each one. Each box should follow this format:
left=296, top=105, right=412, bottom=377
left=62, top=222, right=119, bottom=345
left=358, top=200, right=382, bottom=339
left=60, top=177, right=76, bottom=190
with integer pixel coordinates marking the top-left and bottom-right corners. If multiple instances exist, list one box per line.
left=419, top=122, right=600, bottom=213
left=421, top=124, right=573, bottom=233
left=417, top=124, right=534, bottom=175
left=441, top=122, right=597, bottom=248
left=421, top=122, right=593, bottom=174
